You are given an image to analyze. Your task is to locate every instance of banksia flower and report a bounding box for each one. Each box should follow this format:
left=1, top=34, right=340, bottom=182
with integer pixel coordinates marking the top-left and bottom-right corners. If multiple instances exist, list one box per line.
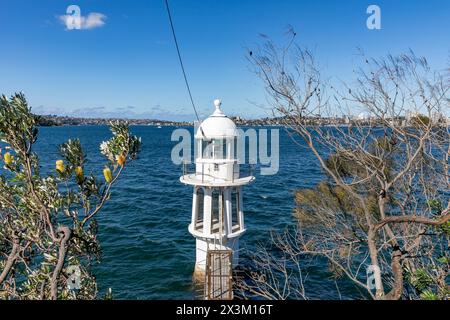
left=117, top=154, right=126, bottom=166
left=103, top=167, right=113, bottom=183
left=4, top=152, right=12, bottom=165
left=75, top=166, right=84, bottom=183
left=56, top=160, right=65, bottom=173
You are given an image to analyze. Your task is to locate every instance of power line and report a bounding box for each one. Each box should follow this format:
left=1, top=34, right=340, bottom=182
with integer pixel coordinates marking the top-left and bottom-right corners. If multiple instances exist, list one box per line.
left=164, top=0, right=206, bottom=138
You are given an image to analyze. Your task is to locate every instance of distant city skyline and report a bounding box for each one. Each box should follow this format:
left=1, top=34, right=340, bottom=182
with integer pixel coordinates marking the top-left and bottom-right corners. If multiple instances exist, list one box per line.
left=0, top=0, right=448, bottom=121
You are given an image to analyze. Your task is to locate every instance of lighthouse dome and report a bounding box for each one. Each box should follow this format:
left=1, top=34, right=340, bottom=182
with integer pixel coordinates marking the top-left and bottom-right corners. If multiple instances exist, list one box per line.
left=195, top=99, right=238, bottom=139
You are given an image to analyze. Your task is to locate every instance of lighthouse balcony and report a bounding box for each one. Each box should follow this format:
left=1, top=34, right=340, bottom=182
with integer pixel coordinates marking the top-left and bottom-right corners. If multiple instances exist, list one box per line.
left=180, top=174, right=253, bottom=187
left=180, top=160, right=254, bottom=186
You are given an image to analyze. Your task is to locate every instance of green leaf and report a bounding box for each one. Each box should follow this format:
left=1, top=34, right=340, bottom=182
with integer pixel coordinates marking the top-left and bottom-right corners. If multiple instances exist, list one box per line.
left=420, top=289, right=439, bottom=300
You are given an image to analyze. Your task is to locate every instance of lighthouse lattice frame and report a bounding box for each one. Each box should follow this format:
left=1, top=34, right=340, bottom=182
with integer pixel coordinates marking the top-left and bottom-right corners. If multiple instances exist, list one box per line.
left=180, top=99, right=254, bottom=277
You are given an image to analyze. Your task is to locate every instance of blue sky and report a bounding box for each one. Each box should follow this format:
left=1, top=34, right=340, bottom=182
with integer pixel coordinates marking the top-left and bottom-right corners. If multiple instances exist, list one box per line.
left=0, top=0, right=448, bottom=120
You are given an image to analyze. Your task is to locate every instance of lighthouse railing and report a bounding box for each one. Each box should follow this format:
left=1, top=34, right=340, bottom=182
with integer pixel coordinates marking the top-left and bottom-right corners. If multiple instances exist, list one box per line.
left=182, top=160, right=254, bottom=183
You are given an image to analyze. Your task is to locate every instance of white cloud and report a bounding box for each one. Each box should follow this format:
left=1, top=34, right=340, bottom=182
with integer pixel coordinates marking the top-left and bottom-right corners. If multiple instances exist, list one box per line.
left=59, top=12, right=107, bottom=30
left=83, top=13, right=106, bottom=29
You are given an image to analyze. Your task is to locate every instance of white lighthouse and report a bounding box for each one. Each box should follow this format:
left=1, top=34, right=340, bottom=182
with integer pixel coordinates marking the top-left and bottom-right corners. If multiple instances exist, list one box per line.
left=180, top=99, right=254, bottom=278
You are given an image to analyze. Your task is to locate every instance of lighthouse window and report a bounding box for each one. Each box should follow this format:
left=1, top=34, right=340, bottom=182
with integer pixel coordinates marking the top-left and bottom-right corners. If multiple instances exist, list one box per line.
left=214, top=163, right=219, bottom=171
left=203, top=140, right=213, bottom=159
left=195, top=187, right=205, bottom=232
left=231, top=188, right=240, bottom=230
left=226, top=138, right=234, bottom=159
left=212, top=139, right=225, bottom=159
left=223, top=139, right=228, bottom=158
left=211, top=189, right=220, bottom=233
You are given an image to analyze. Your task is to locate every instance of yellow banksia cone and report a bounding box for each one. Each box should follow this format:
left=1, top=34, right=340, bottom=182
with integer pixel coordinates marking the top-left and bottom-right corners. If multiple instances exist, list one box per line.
left=75, top=166, right=84, bottom=183
left=103, top=167, right=113, bottom=183
left=117, top=154, right=126, bottom=166
left=56, top=160, right=65, bottom=173
left=4, top=152, right=12, bottom=165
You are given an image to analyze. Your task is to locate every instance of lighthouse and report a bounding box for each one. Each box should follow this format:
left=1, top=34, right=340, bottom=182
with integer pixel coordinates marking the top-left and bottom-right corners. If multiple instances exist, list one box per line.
left=180, top=99, right=254, bottom=279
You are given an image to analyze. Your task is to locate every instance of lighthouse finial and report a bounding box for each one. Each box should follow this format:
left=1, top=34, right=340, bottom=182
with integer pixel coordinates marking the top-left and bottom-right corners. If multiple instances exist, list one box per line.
left=214, top=99, right=221, bottom=110
left=212, top=99, right=224, bottom=116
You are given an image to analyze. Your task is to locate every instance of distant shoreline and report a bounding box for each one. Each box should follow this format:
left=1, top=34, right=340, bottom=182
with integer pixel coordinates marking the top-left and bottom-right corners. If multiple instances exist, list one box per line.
left=35, top=114, right=189, bottom=127
left=35, top=114, right=289, bottom=127
left=32, top=114, right=362, bottom=127
left=35, top=114, right=449, bottom=128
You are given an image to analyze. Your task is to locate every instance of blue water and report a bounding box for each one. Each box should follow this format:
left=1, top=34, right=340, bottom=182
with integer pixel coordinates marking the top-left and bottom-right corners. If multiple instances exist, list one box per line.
left=32, top=125, right=356, bottom=299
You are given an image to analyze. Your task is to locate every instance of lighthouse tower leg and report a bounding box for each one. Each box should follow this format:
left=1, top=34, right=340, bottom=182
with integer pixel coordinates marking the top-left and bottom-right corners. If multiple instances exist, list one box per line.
left=194, top=238, right=240, bottom=271
left=193, top=238, right=240, bottom=281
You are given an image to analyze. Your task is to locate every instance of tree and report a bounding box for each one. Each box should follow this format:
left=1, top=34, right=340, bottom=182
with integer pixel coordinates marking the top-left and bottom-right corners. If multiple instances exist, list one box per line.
left=239, top=33, right=449, bottom=300
left=0, top=93, right=141, bottom=299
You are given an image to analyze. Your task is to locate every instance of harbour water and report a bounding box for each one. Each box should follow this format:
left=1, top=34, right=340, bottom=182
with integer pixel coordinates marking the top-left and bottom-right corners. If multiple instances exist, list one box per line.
left=34, top=125, right=358, bottom=299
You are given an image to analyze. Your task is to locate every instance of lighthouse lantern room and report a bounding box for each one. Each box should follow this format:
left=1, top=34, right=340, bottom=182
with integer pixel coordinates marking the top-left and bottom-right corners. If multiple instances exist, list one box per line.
left=180, top=99, right=254, bottom=277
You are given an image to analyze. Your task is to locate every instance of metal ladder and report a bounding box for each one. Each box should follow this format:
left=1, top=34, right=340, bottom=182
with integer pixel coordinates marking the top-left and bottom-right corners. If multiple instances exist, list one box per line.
left=204, top=249, right=233, bottom=300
